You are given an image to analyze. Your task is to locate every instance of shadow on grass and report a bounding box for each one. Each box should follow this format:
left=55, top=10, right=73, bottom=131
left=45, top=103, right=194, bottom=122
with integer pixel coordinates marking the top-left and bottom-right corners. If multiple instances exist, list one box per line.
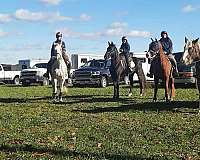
left=0, top=144, right=158, bottom=160
left=0, top=96, right=52, bottom=103
left=74, top=101, right=199, bottom=114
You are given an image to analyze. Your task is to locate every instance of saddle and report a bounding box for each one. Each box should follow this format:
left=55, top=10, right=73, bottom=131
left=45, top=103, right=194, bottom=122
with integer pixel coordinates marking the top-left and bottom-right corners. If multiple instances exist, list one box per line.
left=119, top=52, right=135, bottom=72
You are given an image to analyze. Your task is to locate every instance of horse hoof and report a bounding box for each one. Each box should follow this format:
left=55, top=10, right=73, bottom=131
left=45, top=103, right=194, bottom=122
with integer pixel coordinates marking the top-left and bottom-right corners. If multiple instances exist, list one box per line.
left=128, top=93, right=132, bottom=97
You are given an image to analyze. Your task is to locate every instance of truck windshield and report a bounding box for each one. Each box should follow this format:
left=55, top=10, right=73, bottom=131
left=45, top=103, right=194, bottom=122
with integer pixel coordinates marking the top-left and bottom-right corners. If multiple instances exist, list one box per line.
left=33, top=63, right=47, bottom=69
left=82, top=60, right=105, bottom=68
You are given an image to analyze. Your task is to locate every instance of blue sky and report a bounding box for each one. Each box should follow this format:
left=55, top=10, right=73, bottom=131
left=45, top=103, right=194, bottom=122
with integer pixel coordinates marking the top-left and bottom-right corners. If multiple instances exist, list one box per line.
left=0, top=0, right=200, bottom=64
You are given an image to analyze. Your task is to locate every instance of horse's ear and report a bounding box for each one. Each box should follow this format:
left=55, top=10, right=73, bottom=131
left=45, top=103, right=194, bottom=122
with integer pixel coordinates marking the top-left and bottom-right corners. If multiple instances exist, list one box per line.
left=151, top=38, right=154, bottom=42
left=108, top=41, right=111, bottom=46
left=193, top=38, right=199, bottom=44
left=185, top=37, right=188, bottom=43
left=155, top=38, right=158, bottom=42
left=111, top=41, right=114, bottom=45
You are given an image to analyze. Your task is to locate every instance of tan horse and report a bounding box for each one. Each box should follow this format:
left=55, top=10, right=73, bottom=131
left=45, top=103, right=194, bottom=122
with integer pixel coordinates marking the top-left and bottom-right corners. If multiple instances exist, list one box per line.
left=147, top=39, right=175, bottom=102
left=182, top=37, right=200, bottom=110
left=50, top=42, right=68, bottom=102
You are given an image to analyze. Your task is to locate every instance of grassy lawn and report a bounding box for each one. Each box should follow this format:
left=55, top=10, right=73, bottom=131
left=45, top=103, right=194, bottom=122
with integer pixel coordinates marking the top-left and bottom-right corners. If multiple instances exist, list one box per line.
left=0, top=84, right=199, bottom=159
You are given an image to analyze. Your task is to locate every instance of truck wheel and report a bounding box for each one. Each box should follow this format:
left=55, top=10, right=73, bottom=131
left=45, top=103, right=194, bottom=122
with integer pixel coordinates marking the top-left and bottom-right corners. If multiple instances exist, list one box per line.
left=100, top=76, right=107, bottom=88
left=41, top=78, right=49, bottom=86
left=13, top=77, right=20, bottom=85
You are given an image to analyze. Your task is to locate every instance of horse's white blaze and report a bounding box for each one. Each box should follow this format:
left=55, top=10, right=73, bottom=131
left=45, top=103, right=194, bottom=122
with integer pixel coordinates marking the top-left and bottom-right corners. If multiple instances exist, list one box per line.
left=130, top=61, right=135, bottom=68
left=183, top=40, right=193, bottom=65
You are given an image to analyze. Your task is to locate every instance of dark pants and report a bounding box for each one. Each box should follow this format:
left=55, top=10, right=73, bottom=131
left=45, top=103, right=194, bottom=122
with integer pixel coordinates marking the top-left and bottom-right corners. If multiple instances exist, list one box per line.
left=123, top=53, right=131, bottom=69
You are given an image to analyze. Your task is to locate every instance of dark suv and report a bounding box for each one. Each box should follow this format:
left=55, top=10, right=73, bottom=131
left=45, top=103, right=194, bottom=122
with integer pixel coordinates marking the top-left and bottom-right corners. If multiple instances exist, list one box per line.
left=72, top=59, right=112, bottom=87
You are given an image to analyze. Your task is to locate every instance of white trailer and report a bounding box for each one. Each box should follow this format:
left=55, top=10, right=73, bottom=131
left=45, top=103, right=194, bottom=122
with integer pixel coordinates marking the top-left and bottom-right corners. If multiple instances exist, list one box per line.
left=132, top=52, right=153, bottom=81
left=70, top=53, right=104, bottom=71
left=18, top=59, right=49, bottom=69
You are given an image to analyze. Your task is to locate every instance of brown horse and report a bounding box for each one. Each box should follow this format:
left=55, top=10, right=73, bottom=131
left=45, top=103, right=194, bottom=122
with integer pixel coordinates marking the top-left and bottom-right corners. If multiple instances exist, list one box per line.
left=147, top=39, right=175, bottom=102
left=182, top=37, right=200, bottom=110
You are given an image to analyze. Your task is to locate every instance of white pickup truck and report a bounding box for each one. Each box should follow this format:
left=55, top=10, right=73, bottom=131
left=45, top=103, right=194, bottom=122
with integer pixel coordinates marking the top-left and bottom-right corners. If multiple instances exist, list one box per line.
left=20, top=62, right=49, bottom=86
left=0, top=64, right=21, bottom=85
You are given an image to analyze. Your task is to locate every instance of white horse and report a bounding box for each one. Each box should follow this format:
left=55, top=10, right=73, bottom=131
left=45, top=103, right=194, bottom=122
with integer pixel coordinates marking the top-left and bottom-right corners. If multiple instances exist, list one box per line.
left=50, top=42, right=68, bottom=102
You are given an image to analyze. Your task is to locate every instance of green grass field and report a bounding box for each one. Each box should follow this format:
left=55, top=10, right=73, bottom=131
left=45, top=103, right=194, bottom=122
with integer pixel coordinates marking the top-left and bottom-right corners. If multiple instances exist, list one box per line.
left=0, top=84, right=199, bottom=160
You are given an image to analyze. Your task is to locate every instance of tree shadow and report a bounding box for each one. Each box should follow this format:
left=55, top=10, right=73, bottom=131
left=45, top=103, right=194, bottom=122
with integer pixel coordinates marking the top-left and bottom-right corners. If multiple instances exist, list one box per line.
left=74, top=101, right=199, bottom=114
left=0, top=144, right=157, bottom=160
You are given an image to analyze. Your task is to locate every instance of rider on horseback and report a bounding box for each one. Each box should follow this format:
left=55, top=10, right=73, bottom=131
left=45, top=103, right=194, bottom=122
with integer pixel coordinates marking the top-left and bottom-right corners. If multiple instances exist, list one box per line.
left=45, top=32, right=71, bottom=79
left=147, top=31, right=178, bottom=78
left=119, top=36, right=132, bottom=72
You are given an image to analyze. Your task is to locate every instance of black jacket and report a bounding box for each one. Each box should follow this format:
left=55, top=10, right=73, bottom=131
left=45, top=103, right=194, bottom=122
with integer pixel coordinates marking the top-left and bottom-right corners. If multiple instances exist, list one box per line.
left=159, top=37, right=173, bottom=54
left=120, top=42, right=130, bottom=54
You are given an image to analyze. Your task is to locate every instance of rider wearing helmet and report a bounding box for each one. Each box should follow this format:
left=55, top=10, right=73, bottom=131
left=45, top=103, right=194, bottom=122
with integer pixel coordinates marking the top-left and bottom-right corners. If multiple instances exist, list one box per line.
left=147, top=31, right=178, bottom=78
left=45, top=32, right=71, bottom=79
left=119, top=36, right=132, bottom=72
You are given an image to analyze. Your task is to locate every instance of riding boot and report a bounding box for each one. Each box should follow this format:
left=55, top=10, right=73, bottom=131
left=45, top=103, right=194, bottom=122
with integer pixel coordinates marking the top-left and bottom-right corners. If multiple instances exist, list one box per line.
left=173, top=66, right=179, bottom=77
left=147, top=60, right=154, bottom=78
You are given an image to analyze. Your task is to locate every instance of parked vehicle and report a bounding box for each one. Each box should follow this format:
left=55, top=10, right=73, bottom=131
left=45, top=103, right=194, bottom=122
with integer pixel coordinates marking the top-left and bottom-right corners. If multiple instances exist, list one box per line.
left=20, top=62, right=49, bottom=86
left=0, top=64, right=21, bottom=85
left=173, top=52, right=196, bottom=84
left=72, top=59, right=130, bottom=87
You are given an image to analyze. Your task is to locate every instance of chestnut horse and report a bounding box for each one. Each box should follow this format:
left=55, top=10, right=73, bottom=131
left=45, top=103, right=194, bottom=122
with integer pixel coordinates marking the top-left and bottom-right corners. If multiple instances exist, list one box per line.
left=147, top=39, right=175, bottom=102
left=182, top=37, right=200, bottom=110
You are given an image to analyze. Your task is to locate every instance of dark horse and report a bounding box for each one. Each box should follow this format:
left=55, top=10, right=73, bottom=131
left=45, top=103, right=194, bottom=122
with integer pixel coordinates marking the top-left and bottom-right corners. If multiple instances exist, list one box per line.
left=182, top=37, right=200, bottom=111
left=104, top=41, right=146, bottom=99
left=147, top=39, right=175, bottom=102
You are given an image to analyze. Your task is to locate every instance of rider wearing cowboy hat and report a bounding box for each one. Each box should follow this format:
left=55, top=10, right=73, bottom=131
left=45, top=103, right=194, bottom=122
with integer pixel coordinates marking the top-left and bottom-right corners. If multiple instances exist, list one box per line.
left=119, top=36, right=132, bottom=72
left=45, top=32, right=71, bottom=79
left=147, top=31, right=178, bottom=78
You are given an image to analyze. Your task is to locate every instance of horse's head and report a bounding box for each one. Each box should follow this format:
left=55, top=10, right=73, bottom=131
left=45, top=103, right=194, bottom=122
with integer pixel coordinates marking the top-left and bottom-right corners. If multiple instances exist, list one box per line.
left=54, top=43, right=63, bottom=59
left=104, top=41, right=118, bottom=60
left=182, top=37, right=200, bottom=65
left=147, top=38, right=161, bottom=58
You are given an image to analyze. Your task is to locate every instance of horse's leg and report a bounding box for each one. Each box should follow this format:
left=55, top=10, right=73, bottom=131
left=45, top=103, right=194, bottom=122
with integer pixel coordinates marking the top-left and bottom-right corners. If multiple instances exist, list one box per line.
left=139, top=81, right=144, bottom=96
left=153, top=78, right=159, bottom=102
left=116, top=80, right=119, bottom=99
left=52, top=79, right=57, bottom=100
left=165, top=78, right=169, bottom=102
left=128, top=73, right=134, bottom=97
left=196, top=77, right=200, bottom=113
left=113, top=81, right=117, bottom=99
left=59, top=79, right=66, bottom=102
left=116, top=77, right=120, bottom=99
left=170, top=78, right=175, bottom=101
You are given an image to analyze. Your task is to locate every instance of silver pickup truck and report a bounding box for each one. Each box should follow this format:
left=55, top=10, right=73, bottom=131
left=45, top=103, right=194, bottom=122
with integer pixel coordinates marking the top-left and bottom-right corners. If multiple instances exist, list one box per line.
left=0, top=64, right=21, bottom=85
